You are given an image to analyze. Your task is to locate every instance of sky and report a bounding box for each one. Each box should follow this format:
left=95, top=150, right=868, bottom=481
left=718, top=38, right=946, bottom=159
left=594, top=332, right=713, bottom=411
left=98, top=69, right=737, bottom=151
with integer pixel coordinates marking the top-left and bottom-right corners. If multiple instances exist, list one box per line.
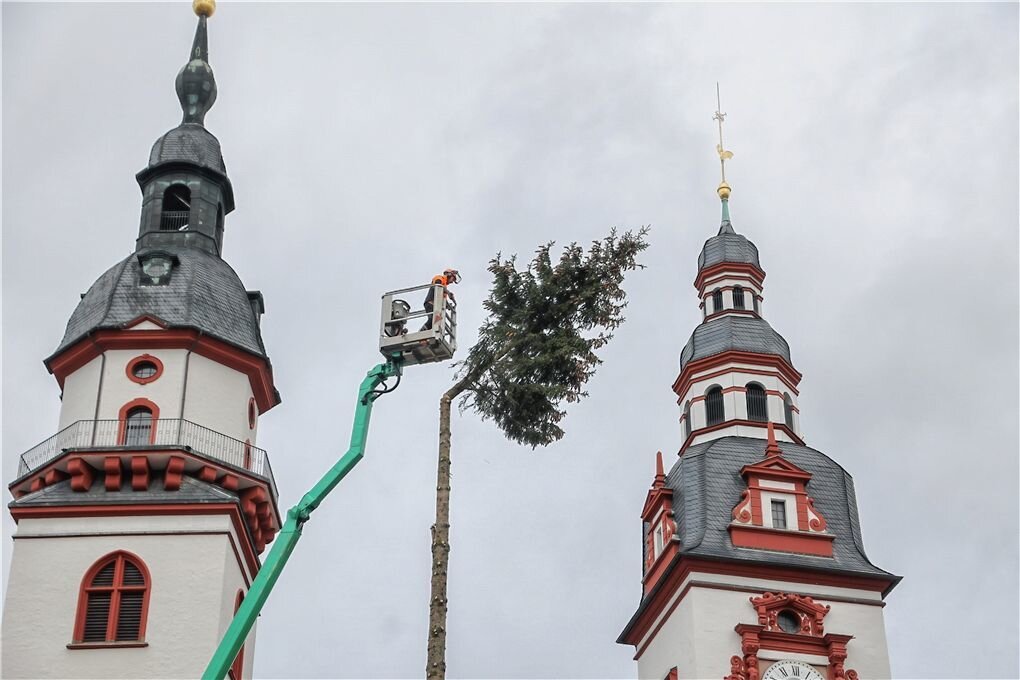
left=2, top=2, right=1018, bottom=679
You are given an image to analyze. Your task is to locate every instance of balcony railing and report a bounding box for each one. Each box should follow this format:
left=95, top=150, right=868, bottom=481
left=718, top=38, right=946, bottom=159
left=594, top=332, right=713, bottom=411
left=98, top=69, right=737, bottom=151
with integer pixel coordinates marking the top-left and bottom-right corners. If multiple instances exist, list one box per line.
left=16, top=419, right=275, bottom=496
left=160, top=210, right=189, bottom=231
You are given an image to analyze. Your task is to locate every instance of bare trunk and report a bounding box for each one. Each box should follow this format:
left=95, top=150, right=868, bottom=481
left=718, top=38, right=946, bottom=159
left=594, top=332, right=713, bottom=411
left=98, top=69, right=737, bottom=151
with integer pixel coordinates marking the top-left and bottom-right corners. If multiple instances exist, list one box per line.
left=426, top=378, right=469, bottom=680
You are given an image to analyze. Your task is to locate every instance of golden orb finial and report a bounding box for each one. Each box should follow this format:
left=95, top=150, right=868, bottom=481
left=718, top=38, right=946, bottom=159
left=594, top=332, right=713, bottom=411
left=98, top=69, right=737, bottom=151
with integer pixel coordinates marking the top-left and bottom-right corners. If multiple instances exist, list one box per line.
left=193, top=0, right=215, bottom=18
left=717, top=181, right=731, bottom=200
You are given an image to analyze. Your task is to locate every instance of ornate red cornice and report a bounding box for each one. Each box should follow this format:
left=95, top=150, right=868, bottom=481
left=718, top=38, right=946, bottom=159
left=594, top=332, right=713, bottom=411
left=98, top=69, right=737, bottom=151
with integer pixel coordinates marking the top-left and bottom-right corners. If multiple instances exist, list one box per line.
left=46, top=327, right=279, bottom=413
left=695, top=261, right=766, bottom=292
left=673, top=350, right=803, bottom=398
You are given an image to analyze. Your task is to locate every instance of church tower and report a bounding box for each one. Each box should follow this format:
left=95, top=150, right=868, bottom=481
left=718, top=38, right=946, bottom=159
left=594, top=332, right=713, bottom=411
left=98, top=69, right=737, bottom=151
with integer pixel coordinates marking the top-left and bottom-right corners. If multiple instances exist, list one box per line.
left=2, top=4, right=281, bottom=678
left=617, top=102, right=899, bottom=680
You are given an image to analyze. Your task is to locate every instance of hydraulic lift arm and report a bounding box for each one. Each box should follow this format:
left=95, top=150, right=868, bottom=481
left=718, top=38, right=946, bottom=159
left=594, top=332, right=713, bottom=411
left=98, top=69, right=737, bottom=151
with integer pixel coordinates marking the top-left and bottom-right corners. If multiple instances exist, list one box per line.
left=202, top=358, right=403, bottom=680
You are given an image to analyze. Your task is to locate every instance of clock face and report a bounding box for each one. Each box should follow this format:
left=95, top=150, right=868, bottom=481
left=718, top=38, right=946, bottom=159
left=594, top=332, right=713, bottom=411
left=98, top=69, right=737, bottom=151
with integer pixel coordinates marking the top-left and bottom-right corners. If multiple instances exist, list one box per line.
left=761, top=660, right=825, bottom=680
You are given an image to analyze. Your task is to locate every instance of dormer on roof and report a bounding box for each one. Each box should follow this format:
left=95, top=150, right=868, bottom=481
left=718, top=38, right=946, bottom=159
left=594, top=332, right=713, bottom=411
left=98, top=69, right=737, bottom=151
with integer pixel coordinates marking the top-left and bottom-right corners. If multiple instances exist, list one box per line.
left=728, top=424, right=832, bottom=556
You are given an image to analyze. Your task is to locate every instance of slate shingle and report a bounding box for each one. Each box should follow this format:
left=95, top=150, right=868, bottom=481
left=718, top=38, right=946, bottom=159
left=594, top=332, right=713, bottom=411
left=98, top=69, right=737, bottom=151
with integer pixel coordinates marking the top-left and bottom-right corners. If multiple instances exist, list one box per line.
left=679, top=316, right=793, bottom=370
left=51, top=245, right=266, bottom=359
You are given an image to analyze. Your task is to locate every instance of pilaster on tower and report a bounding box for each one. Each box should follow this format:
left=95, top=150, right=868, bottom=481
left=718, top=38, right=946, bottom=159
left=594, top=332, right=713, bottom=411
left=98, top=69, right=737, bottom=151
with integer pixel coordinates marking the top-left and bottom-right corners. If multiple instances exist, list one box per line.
left=2, top=4, right=282, bottom=678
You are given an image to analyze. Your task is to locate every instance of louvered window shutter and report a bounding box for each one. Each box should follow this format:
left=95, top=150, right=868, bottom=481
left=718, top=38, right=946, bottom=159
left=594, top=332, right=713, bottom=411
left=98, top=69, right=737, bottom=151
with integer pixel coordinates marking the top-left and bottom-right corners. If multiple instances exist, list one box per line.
left=75, top=553, right=149, bottom=643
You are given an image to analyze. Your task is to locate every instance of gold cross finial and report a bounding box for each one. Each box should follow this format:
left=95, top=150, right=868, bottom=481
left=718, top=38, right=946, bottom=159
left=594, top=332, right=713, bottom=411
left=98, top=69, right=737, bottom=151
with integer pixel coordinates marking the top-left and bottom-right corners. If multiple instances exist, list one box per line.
left=714, top=82, right=733, bottom=199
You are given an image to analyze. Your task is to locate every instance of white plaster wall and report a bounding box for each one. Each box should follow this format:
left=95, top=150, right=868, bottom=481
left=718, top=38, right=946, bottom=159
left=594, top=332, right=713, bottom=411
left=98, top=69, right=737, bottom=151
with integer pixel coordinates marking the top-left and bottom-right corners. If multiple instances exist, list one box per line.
left=636, top=582, right=891, bottom=680
left=54, top=347, right=258, bottom=447
left=183, top=354, right=257, bottom=445
left=95, top=349, right=189, bottom=422
left=59, top=356, right=104, bottom=429
left=1, top=514, right=257, bottom=680
left=679, top=362, right=802, bottom=446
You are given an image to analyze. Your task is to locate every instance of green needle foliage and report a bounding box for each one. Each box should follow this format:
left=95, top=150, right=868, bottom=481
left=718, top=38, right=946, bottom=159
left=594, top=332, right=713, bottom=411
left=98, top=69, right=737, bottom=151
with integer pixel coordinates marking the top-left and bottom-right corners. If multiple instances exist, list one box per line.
left=426, top=227, right=649, bottom=680
left=457, top=227, right=650, bottom=446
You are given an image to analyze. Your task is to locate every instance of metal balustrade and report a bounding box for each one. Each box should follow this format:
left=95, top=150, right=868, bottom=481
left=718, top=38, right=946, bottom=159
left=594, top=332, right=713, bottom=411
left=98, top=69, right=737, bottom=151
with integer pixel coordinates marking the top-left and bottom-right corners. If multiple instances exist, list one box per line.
left=160, top=210, right=190, bottom=231
left=16, top=419, right=275, bottom=495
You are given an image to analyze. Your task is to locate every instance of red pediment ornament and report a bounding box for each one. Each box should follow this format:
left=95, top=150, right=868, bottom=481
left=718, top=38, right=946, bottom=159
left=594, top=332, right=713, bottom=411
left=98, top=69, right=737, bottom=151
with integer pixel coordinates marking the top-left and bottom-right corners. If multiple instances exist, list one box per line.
left=728, top=424, right=833, bottom=556
left=750, top=591, right=830, bottom=636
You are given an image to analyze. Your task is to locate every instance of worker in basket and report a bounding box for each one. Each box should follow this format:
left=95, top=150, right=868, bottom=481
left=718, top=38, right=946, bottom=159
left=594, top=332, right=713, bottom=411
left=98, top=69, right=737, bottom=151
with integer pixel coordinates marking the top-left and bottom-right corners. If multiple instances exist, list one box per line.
left=422, top=268, right=460, bottom=331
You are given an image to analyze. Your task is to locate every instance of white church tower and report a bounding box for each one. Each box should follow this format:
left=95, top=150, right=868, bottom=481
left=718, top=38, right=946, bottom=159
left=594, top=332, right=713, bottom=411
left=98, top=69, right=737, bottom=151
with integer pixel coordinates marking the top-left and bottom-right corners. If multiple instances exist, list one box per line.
left=2, top=4, right=282, bottom=678
left=617, top=106, right=900, bottom=679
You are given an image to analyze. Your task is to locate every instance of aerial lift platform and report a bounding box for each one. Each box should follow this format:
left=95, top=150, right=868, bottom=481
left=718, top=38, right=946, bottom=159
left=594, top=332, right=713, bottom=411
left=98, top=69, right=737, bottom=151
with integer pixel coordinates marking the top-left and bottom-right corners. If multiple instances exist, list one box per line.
left=202, top=275, right=458, bottom=680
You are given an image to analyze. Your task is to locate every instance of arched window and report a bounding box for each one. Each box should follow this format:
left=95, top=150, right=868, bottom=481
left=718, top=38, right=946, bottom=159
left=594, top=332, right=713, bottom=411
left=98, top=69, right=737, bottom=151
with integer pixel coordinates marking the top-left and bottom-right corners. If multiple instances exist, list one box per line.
left=229, top=590, right=245, bottom=680
left=784, top=393, right=795, bottom=430
left=711, top=289, right=723, bottom=314
left=706, top=386, right=725, bottom=426
left=683, top=401, right=692, bottom=439
left=73, top=552, right=150, bottom=644
left=746, top=383, right=768, bottom=422
left=123, top=407, right=153, bottom=446
left=732, top=285, right=745, bottom=309
left=160, top=185, right=191, bottom=231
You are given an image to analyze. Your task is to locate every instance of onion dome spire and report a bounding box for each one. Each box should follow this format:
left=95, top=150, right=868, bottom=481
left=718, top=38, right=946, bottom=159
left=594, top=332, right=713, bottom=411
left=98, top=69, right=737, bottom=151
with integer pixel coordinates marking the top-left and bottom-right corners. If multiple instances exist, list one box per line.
left=176, top=1, right=218, bottom=126
left=713, top=83, right=735, bottom=235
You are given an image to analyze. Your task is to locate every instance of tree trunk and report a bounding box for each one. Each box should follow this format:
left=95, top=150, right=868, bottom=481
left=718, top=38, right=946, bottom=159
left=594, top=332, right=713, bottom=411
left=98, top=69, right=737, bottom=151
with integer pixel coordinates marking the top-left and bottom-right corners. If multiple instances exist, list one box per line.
left=426, top=378, right=469, bottom=680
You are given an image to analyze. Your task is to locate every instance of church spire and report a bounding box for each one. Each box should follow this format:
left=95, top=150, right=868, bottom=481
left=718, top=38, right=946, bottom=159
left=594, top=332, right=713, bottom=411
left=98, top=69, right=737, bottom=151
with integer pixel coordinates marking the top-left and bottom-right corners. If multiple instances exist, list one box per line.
left=176, top=1, right=218, bottom=126
left=713, top=83, right=735, bottom=235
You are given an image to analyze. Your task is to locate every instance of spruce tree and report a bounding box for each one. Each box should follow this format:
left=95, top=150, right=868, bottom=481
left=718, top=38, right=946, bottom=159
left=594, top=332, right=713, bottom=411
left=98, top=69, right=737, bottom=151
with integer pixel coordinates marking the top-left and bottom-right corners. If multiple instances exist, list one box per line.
left=426, top=228, right=649, bottom=679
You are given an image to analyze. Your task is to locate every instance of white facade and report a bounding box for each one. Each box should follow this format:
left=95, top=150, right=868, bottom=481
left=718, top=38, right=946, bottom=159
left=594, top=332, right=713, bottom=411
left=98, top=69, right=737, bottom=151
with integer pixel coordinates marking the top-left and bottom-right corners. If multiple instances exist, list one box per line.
left=1, top=514, right=256, bottom=679
left=636, top=575, right=891, bottom=680
left=58, top=346, right=258, bottom=445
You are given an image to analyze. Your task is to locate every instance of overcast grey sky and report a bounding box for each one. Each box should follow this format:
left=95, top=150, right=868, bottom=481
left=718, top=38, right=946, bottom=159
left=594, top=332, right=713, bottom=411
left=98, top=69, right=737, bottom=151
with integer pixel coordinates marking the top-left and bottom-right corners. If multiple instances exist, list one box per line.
left=3, top=2, right=1018, bottom=678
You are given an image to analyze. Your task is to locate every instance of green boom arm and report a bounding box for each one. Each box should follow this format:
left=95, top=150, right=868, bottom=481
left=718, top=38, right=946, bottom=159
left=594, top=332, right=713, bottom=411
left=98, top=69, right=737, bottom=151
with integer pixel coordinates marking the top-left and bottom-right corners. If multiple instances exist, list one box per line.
left=202, top=359, right=403, bottom=680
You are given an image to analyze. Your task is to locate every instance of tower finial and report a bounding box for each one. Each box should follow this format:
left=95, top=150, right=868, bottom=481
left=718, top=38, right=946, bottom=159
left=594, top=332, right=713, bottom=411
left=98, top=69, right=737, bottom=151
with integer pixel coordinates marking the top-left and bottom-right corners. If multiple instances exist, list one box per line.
left=193, top=0, right=216, bottom=18
left=713, top=83, right=735, bottom=234
left=176, top=4, right=218, bottom=126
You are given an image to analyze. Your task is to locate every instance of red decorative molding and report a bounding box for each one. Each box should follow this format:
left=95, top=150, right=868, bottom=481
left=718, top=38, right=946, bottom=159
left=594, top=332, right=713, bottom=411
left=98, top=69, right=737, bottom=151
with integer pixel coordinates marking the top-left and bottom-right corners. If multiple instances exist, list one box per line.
left=130, top=456, right=150, bottom=491
left=44, top=468, right=69, bottom=486
left=46, top=328, right=280, bottom=413
left=164, top=456, right=185, bottom=491
left=750, top=591, right=830, bottom=636
left=220, top=474, right=239, bottom=492
left=198, top=465, right=218, bottom=483
left=125, top=354, right=164, bottom=385
left=675, top=366, right=800, bottom=400
left=68, top=457, right=95, bottom=492
left=673, top=350, right=802, bottom=399
left=695, top=261, right=766, bottom=292
left=619, top=557, right=895, bottom=654
left=104, top=457, right=123, bottom=491
left=679, top=419, right=804, bottom=454
left=730, top=525, right=834, bottom=557
left=72, top=551, right=151, bottom=644
left=640, top=452, right=679, bottom=594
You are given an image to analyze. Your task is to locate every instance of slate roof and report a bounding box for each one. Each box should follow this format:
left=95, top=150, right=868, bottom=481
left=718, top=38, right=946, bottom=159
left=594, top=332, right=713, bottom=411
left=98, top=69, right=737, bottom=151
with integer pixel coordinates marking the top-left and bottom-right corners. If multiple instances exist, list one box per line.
left=50, top=245, right=267, bottom=360
left=679, top=316, right=792, bottom=371
left=10, top=475, right=237, bottom=508
left=669, top=436, right=895, bottom=580
left=146, top=123, right=227, bottom=177
left=698, top=223, right=761, bottom=271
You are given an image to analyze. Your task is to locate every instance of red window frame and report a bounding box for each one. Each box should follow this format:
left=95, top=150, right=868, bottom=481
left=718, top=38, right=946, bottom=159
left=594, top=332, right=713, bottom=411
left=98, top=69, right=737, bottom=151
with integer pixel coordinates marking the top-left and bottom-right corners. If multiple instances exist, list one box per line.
left=125, top=354, right=164, bottom=385
left=247, top=397, right=257, bottom=429
left=229, top=590, right=245, bottom=679
left=117, top=398, right=160, bottom=445
left=73, top=551, right=151, bottom=644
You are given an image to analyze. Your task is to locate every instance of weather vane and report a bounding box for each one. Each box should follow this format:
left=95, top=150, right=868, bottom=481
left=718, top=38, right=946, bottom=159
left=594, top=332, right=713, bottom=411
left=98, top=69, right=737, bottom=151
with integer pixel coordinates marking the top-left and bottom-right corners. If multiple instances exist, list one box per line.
left=713, top=82, right=733, bottom=200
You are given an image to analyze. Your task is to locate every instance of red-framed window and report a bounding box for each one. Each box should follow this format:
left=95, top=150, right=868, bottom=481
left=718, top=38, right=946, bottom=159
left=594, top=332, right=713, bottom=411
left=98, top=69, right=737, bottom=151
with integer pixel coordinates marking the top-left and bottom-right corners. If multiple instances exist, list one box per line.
left=117, top=398, right=160, bottom=446
left=247, top=397, right=257, bottom=429
left=229, top=590, right=245, bottom=680
left=125, top=354, right=164, bottom=385
left=73, top=551, right=151, bottom=644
